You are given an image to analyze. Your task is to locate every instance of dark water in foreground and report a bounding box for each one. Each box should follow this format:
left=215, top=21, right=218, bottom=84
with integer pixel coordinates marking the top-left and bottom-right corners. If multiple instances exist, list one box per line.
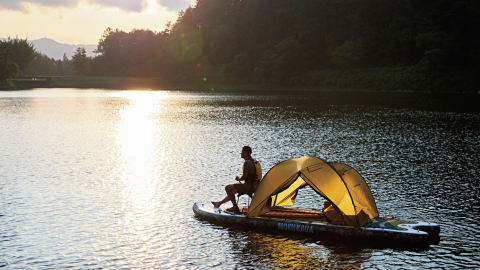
left=0, top=89, right=479, bottom=269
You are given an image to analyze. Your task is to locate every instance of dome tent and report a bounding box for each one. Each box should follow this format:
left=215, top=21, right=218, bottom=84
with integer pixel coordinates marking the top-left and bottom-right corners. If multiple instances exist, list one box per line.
left=246, top=156, right=379, bottom=228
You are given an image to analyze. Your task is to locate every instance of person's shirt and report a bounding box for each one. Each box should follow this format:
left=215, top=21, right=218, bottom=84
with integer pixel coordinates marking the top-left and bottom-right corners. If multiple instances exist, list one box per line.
left=243, top=158, right=256, bottom=181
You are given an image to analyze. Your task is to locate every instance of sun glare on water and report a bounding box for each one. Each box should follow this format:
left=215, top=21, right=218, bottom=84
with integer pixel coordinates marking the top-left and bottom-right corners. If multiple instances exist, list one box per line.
left=111, top=91, right=170, bottom=258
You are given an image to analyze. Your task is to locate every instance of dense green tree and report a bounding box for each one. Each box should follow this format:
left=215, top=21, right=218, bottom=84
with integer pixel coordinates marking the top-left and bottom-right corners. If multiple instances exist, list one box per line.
left=92, top=28, right=166, bottom=76
left=148, top=46, right=181, bottom=80
left=71, top=47, right=91, bottom=76
left=61, top=53, right=72, bottom=75
left=23, top=52, right=73, bottom=76
left=0, top=38, right=72, bottom=77
left=24, top=52, right=55, bottom=76
left=0, top=48, right=20, bottom=82
left=0, top=37, right=36, bottom=74
left=331, top=39, right=367, bottom=69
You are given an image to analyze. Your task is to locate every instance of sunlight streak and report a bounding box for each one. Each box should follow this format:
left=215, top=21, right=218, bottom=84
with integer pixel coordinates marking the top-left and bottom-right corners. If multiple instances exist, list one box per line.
left=112, top=91, right=169, bottom=258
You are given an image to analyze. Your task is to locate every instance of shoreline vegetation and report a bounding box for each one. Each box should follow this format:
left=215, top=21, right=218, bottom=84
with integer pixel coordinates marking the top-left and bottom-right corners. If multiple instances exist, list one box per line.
left=4, top=65, right=479, bottom=93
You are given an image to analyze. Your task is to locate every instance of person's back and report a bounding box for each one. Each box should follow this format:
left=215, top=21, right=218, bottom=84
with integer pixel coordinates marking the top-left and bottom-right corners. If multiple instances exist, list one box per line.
left=244, top=158, right=256, bottom=180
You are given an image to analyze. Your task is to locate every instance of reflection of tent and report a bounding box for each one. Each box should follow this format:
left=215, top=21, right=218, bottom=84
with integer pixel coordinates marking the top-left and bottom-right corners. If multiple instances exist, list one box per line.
left=247, top=156, right=379, bottom=227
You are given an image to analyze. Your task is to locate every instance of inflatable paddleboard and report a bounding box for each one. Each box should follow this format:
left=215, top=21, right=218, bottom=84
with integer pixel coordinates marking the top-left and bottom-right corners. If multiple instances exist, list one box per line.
left=193, top=203, right=440, bottom=245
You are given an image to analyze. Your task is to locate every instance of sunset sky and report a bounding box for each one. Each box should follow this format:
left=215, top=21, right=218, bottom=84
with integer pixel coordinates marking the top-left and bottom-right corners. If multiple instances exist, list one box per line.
left=0, top=0, right=195, bottom=45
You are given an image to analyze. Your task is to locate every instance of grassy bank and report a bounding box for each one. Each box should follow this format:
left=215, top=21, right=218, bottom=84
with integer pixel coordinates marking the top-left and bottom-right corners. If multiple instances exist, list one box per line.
left=52, top=77, right=168, bottom=89
left=10, top=77, right=172, bottom=90
left=292, top=67, right=480, bottom=92
left=48, top=76, right=264, bottom=90
left=10, top=67, right=480, bottom=92
left=13, top=76, right=249, bottom=91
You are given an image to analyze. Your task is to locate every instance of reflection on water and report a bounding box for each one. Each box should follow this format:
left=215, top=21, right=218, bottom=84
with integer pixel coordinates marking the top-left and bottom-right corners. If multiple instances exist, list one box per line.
left=0, top=89, right=479, bottom=269
left=114, top=91, right=168, bottom=266
left=226, top=227, right=443, bottom=269
left=229, top=231, right=350, bottom=269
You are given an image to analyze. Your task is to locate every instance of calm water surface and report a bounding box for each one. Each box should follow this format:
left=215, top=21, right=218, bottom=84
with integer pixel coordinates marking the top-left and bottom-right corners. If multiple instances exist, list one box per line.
left=0, top=89, right=479, bottom=269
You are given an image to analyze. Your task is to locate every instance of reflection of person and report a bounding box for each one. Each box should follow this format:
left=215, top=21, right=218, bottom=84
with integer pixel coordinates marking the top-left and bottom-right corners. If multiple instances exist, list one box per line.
left=212, top=146, right=257, bottom=214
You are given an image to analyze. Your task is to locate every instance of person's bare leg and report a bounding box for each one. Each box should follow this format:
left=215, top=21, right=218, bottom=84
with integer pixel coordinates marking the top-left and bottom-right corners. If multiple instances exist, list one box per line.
left=211, top=196, right=230, bottom=208
left=225, top=184, right=239, bottom=211
left=212, top=184, right=237, bottom=208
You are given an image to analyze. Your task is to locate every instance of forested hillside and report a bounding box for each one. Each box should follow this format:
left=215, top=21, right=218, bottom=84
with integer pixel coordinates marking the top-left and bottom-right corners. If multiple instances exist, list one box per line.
left=90, top=0, right=480, bottom=91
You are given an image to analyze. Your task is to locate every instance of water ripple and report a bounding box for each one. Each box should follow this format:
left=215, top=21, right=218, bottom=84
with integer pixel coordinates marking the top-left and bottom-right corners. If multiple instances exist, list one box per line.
left=0, top=89, right=479, bottom=269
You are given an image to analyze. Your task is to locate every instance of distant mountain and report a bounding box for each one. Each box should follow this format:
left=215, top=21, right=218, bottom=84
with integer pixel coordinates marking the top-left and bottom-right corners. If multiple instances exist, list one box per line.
left=1, top=38, right=97, bottom=60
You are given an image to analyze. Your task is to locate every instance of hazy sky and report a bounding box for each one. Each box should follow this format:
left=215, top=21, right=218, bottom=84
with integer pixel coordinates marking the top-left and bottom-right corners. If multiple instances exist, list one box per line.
left=0, top=0, right=195, bottom=44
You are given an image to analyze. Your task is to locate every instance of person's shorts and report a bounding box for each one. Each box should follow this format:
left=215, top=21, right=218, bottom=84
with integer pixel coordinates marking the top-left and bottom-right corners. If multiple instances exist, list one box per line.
left=234, top=182, right=256, bottom=193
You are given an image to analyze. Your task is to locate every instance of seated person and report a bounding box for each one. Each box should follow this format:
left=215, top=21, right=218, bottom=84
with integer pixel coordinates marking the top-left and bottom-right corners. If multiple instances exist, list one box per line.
left=212, top=146, right=258, bottom=214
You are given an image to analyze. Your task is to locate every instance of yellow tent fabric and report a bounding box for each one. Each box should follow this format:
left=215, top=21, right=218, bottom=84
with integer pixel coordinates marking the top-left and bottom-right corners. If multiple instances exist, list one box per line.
left=246, top=156, right=379, bottom=227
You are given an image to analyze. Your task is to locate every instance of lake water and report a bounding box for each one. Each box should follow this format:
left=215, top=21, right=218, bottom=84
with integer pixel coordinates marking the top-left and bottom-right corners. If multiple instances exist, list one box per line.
left=0, top=89, right=479, bottom=269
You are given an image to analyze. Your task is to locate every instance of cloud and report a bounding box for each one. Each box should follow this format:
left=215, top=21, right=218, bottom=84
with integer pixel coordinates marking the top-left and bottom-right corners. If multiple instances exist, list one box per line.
left=94, top=0, right=148, bottom=12
left=156, top=0, right=194, bottom=12
left=0, top=0, right=149, bottom=13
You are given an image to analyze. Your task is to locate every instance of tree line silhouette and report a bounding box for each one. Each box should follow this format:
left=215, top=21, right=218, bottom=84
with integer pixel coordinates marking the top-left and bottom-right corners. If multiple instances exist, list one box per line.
left=0, top=38, right=36, bottom=82
left=25, top=52, right=74, bottom=77
left=5, top=0, right=480, bottom=90
left=89, top=0, right=480, bottom=90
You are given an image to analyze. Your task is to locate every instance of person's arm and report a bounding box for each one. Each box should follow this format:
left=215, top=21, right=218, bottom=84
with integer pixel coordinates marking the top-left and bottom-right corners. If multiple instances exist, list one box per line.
left=235, top=160, right=251, bottom=181
left=235, top=171, right=249, bottom=181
